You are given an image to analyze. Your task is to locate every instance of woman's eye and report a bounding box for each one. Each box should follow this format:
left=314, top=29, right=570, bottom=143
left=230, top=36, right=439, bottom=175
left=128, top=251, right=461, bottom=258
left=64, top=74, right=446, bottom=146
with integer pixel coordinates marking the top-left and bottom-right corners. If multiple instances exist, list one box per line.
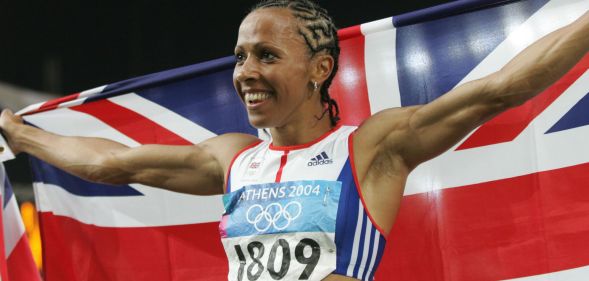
left=261, top=51, right=276, bottom=61
left=235, top=53, right=245, bottom=63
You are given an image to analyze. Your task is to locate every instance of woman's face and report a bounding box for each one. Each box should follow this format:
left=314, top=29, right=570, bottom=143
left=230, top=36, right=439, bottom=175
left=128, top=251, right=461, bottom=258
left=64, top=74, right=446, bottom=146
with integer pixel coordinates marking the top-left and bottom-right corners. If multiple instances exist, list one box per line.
left=233, top=8, right=316, bottom=128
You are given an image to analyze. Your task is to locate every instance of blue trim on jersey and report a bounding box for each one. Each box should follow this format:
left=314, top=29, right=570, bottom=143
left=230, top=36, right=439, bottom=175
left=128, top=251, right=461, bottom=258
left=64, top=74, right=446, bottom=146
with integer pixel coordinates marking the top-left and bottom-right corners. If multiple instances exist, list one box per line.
left=333, top=159, right=386, bottom=280
left=226, top=174, right=232, bottom=193
left=334, top=159, right=358, bottom=273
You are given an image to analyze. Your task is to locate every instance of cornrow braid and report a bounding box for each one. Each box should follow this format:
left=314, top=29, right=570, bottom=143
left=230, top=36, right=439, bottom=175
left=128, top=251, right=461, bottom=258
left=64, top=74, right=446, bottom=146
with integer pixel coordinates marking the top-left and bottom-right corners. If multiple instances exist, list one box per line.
left=251, top=0, right=341, bottom=126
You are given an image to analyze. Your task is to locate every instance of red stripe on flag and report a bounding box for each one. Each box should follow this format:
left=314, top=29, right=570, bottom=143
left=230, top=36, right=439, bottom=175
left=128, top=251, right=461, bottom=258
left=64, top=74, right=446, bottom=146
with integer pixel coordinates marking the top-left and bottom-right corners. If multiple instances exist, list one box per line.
left=0, top=199, right=8, bottom=281
left=71, top=99, right=192, bottom=145
left=39, top=93, right=81, bottom=111
left=376, top=162, right=589, bottom=280
left=332, top=25, right=371, bottom=126
left=457, top=53, right=589, bottom=150
left=39, top=213, right=227, bottom=281
left=6, top=235, right=42, bottom=281
left=21, top=93, right=82, bottom=116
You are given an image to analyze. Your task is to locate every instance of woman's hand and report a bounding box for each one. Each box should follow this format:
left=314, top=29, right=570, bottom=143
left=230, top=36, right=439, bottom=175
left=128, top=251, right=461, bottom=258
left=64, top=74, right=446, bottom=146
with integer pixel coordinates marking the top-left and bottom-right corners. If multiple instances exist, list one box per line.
left=0, top=109, right=25, bottom=154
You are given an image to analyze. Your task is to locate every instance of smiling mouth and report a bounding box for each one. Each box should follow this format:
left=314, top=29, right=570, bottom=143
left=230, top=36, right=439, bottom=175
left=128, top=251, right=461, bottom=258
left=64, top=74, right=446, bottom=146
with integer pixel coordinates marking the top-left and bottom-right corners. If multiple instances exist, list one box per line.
left=244, top=92, right=272, bottom=105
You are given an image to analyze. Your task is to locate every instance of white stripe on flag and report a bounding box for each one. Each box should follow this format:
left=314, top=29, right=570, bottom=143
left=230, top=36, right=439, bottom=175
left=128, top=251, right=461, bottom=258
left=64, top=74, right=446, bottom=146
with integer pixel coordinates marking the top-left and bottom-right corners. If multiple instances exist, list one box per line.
left=362, top=17, right=402, bottom=114
left=405, top=70, right=589, bottom=195
left=436, top=0, right=589, bottom=158
left=3, top=195, right=24, bottom=256
left=34, top=182, right=224, bottom=227
left=78, top=85, right=107, bottom=98
left=23, top=107, right=140, bottom=147
left=1, top=165, right=25, bottom=256
left=15, top=85, right=106, bottom=115
left=25, top=106, right=225, bottom=226
left=16, top=103, right=43, bottom=116
left=456, top=0, right=589, bottom=86
left=503, top=265, right=589, bottom=281
left=347, top=202, right=364, bottom=276
left=109, top=93, right=217, bottom=144
left=56, top=97, right=88, bottom=109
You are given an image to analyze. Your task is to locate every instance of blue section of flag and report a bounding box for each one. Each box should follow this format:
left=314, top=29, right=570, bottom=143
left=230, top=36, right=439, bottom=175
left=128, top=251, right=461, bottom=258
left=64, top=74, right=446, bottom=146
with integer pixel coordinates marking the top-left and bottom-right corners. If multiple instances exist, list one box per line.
left=394, top=0, right=529, bottom=27
left=29, top=156, right=143, bottom=197
left=546, top=92, right=589, bottom=134
left=395, top=0, right=549, bottom=107
left=96, top=56, right=256, bottom=136
left=136, top=68, right=255, bottom=136
left=3, top=174, right=13, bottom=208
left=92, top=56, right=234, bottom=101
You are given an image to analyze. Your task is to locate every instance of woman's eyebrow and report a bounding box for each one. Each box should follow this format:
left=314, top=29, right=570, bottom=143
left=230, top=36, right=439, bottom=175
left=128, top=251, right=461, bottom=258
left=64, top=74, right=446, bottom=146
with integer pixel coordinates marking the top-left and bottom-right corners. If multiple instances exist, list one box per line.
left=234, top=42, right=280, bottom=52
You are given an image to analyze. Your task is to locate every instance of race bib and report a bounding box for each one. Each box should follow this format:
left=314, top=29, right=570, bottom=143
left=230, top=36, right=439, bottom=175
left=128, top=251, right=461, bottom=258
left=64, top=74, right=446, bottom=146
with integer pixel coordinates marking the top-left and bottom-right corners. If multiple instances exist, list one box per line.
left=220, top=180, right=342, bottom=281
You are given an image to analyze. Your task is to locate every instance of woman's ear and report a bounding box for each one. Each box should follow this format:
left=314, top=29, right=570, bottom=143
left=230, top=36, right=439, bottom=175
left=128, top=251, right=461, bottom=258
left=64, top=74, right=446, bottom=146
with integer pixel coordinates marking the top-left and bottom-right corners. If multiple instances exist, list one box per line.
left=311, top=54, right=334, bottom=84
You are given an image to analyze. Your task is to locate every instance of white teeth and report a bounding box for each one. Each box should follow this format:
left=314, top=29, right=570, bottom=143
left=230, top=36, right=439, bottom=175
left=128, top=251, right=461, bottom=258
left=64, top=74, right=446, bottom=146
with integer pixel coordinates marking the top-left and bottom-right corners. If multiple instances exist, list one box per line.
left=245, top=92, right=271, bottom=104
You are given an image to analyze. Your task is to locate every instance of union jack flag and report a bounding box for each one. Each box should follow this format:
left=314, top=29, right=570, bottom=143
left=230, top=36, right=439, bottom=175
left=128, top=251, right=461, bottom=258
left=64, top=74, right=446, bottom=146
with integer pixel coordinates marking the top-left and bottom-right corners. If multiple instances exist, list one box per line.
left=16, top=0, right=589, bottom=280
left=0, top=165, right=41, bottom=281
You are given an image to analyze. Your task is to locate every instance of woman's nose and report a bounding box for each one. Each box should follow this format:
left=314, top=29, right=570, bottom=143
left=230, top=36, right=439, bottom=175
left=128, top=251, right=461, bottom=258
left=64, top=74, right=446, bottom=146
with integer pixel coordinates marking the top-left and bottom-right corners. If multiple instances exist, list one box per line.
left=235, top=56, right=261, bottom=82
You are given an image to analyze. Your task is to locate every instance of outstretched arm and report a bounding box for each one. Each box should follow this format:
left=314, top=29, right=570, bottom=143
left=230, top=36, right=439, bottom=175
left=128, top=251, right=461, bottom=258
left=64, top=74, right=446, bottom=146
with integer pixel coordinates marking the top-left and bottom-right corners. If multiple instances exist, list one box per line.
left=356, top=11, right=589, bottom=172
left=0, top=109, right=259, bottom=195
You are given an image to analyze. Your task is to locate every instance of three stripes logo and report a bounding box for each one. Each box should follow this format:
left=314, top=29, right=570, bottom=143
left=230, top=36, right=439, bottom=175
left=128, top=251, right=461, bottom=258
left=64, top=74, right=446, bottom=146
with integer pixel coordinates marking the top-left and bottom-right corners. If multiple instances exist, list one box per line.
left=307, top=151, right=333, bottom=166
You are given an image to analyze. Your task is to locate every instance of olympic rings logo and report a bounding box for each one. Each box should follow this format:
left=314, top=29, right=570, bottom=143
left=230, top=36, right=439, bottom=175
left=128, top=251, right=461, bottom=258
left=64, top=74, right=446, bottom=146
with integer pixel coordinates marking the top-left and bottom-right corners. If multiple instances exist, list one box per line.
left=246, top=202, right=302, bottom=232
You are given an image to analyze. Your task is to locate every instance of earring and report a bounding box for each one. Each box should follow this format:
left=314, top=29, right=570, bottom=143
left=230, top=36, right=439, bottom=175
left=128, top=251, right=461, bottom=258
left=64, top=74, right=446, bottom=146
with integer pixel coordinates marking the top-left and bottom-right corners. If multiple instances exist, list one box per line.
left=313, top=81, right=319, bottom=91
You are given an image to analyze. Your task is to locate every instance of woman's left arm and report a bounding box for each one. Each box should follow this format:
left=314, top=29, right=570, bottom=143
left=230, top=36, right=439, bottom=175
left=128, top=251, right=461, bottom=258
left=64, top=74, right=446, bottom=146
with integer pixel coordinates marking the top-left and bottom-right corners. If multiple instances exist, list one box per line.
left=355, top=11, right=589, bottom=174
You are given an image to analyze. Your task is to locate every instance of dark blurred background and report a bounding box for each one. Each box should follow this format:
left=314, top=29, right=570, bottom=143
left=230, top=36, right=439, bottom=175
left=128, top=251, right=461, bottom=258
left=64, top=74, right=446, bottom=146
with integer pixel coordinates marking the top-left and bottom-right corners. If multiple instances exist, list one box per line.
left=0, top=1, right=454, bottom=201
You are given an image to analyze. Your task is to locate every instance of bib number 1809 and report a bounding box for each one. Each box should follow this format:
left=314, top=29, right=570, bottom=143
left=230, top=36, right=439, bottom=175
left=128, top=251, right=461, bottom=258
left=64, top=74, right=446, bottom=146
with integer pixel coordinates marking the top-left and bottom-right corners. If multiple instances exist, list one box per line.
left=234, top=238, right=320, bottom=280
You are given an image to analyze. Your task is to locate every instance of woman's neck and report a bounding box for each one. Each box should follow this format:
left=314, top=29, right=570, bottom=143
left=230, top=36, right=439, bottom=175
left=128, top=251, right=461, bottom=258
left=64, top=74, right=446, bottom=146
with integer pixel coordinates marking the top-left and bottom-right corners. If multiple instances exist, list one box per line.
left=269, top=116, right=333, bottom=147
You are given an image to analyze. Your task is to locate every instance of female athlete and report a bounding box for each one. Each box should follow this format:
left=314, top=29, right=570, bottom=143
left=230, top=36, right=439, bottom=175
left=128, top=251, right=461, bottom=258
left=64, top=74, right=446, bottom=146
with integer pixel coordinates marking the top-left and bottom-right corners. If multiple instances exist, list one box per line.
left=1, top=1, right=588, bottom=280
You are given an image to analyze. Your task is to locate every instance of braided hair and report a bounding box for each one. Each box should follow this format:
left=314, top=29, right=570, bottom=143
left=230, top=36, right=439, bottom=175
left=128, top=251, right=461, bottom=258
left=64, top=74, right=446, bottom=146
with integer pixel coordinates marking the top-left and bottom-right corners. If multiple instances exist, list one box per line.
left=250, top=0, right=341, bottom=126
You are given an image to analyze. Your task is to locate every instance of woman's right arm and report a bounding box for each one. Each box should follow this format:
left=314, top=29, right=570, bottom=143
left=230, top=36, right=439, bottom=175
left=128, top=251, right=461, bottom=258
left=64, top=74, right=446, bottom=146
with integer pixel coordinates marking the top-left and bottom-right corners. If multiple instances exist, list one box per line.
left=0, top=109, right=259, bottom=195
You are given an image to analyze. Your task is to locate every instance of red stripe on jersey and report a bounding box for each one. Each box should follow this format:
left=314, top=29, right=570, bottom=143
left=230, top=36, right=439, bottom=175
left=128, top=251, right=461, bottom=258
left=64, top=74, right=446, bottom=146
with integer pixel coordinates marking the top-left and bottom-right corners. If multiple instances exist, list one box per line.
left=332, top=25, right=371, bottom=126
left=457, top=53, right=589, bottom=150
left=376, top=162, right=589, bottom=280
left=274, top=151, right=289, bottom=182
left=70, top=99, right=192, bottom=145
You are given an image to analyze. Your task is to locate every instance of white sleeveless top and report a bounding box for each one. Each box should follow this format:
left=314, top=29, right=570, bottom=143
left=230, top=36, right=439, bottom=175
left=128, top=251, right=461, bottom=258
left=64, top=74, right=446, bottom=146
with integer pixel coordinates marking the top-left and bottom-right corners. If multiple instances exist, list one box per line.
left=220, top=126, right=386, bottom=281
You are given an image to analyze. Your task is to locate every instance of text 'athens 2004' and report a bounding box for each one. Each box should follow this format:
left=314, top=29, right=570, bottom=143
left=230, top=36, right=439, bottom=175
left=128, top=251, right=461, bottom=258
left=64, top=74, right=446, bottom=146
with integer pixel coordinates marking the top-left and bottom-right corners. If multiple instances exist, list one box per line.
left=239, top=184, right=324, bottom=202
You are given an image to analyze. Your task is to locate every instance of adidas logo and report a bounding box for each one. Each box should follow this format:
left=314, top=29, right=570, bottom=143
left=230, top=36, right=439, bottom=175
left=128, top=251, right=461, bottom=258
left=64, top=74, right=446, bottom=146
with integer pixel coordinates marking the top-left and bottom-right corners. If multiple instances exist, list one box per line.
left=307, top=151, right=333, bottom=166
